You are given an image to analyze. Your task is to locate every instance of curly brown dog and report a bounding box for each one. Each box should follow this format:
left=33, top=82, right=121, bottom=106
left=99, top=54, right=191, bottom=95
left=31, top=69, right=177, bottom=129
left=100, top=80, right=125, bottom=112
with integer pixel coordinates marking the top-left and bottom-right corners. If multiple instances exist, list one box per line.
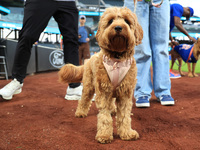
left=170, top=38, right=200, bottom=77
left=59, top=7, right=143, bottom=143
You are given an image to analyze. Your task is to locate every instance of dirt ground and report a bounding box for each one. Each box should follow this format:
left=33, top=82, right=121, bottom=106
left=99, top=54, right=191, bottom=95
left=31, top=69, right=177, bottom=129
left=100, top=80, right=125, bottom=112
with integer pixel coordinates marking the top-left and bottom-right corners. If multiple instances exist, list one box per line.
left=0, top=71, right=200, bottom=150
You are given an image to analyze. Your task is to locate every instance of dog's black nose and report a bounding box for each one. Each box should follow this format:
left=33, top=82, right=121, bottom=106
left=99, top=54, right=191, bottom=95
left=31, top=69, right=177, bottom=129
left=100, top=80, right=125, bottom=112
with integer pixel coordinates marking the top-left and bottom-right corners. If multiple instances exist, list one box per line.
left=115, top=26, right=122, bottom=32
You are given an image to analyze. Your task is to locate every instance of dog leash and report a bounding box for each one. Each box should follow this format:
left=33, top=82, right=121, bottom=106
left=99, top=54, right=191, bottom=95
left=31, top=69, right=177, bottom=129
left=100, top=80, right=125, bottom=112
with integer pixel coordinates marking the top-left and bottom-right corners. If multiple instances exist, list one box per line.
left=186, top=46, right=194, bottom=63
left=133, top=0, right=137, bottom=13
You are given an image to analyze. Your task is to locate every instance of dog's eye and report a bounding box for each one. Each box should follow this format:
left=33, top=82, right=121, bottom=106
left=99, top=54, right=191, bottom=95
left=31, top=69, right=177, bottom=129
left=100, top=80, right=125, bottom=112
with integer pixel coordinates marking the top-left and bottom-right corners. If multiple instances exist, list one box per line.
left=108, top=19, right=113, bottom=25
left=125, top=19, right=130, bottom=25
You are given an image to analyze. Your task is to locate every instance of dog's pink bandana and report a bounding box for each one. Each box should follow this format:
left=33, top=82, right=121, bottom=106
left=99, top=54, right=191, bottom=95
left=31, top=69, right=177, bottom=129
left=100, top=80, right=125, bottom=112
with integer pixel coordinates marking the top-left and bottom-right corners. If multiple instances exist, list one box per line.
left=103, top=55, right=133, bottom=89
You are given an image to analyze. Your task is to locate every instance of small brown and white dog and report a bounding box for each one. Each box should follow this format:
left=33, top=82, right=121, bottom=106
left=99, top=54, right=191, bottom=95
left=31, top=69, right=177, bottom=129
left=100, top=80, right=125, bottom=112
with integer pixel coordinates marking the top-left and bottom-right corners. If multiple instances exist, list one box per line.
left=170, top=38, right=200, bottom=77
left=59, top=7, right=143, bottom=143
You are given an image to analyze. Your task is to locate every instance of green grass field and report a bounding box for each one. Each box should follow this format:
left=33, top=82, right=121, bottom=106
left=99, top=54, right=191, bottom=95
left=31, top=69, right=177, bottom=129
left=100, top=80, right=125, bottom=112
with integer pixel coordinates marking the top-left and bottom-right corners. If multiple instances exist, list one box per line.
left=169, top=59, right=200, bottom=73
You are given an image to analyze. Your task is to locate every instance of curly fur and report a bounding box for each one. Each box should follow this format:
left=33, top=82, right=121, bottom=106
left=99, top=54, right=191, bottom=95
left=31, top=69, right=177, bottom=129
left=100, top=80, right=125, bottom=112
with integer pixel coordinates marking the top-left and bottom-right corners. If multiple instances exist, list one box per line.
left=58, top=7, right=143, bottom=143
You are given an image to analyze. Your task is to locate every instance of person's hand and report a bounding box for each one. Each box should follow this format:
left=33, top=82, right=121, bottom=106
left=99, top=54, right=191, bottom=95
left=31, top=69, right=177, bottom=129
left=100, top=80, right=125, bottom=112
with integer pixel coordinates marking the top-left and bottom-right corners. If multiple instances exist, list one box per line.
left=86, top=38, right=90, bottom=42
left=189, top=36, right=197, bottom=43
left=152, top=3, right=161, bottom=8
left=171, top=40, right=179, bottom=46
left=152, top=0, right=163, bottom=8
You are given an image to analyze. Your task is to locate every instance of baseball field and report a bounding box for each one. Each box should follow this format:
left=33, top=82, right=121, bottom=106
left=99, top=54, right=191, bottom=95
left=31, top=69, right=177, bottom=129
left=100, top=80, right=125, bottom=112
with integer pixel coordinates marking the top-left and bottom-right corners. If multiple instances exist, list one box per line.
left=0, top=70, right=200, bottom=149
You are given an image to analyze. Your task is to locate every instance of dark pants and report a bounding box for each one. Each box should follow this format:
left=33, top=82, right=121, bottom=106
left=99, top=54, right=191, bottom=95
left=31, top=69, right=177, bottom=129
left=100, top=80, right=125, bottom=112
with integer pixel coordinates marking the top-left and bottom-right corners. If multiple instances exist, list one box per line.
left=12, top=0, right=80, bottom=88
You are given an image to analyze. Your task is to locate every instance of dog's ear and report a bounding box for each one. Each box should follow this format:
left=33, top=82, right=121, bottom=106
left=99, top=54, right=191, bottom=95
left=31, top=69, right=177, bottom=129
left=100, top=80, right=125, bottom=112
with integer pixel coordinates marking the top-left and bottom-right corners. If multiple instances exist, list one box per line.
left=135, top=23, right=143, bottom=45
left=133, top=14, right=143, bottom=46
left=95, top=17, right=103, bottom=43
left=197, top=37, right=200, bottom=43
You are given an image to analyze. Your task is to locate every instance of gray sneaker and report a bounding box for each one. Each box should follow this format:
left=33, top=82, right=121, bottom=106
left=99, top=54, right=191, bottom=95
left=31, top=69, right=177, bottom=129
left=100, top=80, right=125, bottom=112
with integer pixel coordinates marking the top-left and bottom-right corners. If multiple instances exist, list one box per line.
left=0, top=79, right=23, bottom=100
left=65, top=85, right=82, bottom=100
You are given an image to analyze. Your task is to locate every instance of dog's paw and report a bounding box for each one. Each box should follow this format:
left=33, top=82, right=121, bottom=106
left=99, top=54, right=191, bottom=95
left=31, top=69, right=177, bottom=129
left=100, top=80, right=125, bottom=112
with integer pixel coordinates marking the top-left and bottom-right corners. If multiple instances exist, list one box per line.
left=188, top=72, right=193, bottom=78
left=193, top=73, right=199, bottom=77
left=180, top=72, right=185, bottom=76
left=75, top=111, right=87, bottom=118
left=95, top=135, right=113, bottom=144
left=119, top=129, right=139, bottom=141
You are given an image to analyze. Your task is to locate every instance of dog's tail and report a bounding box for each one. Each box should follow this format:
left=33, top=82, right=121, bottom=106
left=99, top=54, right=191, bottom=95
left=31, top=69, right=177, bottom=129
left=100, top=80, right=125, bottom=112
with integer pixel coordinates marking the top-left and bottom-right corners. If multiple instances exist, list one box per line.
left=58, top=64, right=84, bottom=83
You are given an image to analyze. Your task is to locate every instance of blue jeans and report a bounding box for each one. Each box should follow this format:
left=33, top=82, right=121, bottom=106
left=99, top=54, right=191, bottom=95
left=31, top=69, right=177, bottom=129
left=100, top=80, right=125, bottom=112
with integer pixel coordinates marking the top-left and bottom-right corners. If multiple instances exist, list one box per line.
left=124, top=0, right=171, bottom=99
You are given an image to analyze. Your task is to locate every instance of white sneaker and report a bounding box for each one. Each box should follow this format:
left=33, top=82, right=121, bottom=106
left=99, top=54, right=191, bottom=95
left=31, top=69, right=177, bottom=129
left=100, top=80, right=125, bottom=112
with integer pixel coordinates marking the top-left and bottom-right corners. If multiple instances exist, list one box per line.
left=0, top=79, right=23, bottom=100
left=65, top=85, right=82, bottom=100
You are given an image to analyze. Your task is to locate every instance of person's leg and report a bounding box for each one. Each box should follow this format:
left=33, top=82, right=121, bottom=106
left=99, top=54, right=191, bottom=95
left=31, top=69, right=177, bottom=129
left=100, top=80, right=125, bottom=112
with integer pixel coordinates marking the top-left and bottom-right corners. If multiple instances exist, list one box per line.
left=0, top=0, right=57, bottom=100
left=54, top=1, right=80, bottom=88
left=170, top=52, right=176, bottom=71
left=82, top=42, right=90, bottom=64
left=150, top=0, right=174, bottom=105
left=13, top=0, right=56, bottom=83
left=124, top=0, right=152, bottom=107
left=78, top=44, right=84, bottom=65
left=54, top=1, right=82, bottom=100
